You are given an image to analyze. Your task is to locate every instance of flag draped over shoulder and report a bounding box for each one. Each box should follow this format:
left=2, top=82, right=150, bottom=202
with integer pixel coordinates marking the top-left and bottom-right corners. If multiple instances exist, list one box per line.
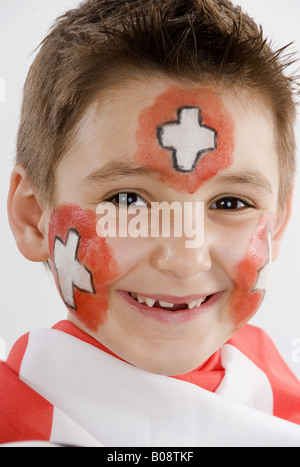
left=0, top=321, right=300, bottom=447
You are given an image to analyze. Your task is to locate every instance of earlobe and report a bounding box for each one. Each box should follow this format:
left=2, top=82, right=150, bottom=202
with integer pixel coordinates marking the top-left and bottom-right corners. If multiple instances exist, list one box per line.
left=7, top=165, right=50, bottom=262
left=272, top=187, right=294, bottom=261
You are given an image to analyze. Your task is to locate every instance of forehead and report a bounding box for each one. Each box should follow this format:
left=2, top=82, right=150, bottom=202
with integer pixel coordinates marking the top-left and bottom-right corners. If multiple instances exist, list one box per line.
left=57, top=76, right=278, bottom=195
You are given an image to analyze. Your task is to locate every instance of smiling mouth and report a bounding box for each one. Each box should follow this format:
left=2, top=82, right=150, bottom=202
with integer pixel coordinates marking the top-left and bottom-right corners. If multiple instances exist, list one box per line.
left=118, top=290, right=224, bottom=323
left=128, top=292, right=213, bottom=311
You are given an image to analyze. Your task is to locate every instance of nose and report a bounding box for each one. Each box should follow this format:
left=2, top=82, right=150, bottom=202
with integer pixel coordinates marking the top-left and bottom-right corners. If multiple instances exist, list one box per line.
left=150, top=236, right=212, bottom=279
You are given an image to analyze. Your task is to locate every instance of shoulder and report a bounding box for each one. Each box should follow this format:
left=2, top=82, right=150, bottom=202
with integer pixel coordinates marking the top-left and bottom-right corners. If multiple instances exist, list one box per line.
left=227, top=324, right=300, bottom=424
left=0, top=356, right=53, bottom=444
left=228, top=324, right=280, bottom=359
left=227, top=324, right=296, bottom=379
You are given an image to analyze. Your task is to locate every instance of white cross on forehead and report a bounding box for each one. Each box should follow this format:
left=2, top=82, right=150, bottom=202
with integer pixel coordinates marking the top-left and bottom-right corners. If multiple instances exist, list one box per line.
left=53, top=229, right=95, bottom=310
left=157, top=106, right=217, bottom=172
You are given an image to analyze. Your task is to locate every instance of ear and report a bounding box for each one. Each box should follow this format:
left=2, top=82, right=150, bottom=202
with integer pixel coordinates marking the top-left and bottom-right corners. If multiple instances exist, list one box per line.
left=272, top=186, right=294, bottom=261
left=7, top=165, right=49, bottom=262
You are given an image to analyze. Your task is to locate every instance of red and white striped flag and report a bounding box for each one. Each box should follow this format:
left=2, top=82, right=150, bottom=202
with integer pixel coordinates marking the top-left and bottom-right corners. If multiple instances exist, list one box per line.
left=0, top=321, right=300, bottom=447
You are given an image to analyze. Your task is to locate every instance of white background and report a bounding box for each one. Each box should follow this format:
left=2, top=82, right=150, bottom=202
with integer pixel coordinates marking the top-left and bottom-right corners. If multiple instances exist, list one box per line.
left=0, top=0, right=300, bottom=377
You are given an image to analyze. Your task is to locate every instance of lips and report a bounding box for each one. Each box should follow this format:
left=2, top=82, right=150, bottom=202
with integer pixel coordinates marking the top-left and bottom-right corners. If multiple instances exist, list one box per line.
left=118, top=290, right=224, bottom=323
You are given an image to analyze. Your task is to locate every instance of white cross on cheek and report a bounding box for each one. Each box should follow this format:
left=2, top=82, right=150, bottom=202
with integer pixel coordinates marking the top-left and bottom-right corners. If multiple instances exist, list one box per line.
left=157, top=107, right=217, bottom=172
left=53, top=229, right=95, bottom=310
left=253, top=232, right=272, bottom=293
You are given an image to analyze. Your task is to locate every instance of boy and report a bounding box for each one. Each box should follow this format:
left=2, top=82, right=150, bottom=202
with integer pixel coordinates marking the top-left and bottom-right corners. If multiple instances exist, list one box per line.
left=1, top=0, right=300, bottom=447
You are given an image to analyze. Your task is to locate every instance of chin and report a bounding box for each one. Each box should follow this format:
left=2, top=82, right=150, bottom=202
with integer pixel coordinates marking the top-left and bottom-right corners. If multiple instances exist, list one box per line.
left=140, top=361, right=201, bottom=376
left=134, top=329, right=234, bottom=376
left=131, top=349, right=209, bottom=376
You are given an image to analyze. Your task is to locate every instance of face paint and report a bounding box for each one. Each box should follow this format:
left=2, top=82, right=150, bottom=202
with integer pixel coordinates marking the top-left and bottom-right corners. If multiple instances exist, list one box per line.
left=48, top=204, right=119, bottom=331
left=157, top=106, right=217, bottom=173
left=135, top=86, right=235, bottom=193
left=229, top=215, right=273, bottom=327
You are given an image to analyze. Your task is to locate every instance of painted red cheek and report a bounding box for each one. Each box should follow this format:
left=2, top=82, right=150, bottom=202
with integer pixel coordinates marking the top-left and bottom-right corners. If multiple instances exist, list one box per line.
left=48, top=204, right=119, bottom=331
left=135, top=86, right=235, bottom=193
left=229, top=216, right=271, bottom=326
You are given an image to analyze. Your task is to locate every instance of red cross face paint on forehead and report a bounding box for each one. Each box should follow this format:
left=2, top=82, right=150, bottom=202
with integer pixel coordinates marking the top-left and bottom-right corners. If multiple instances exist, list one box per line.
left=229, top=214, right=273, bottom=327
left=135, top=86, right=235, bottom=193
left=48, top=204, right=119, bottom=331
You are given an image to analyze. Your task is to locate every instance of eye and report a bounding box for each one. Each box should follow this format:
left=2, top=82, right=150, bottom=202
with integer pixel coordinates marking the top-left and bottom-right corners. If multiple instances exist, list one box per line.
left=107, top=192, right=148, bottom=207
left=210, top=196, right=254, bottom=211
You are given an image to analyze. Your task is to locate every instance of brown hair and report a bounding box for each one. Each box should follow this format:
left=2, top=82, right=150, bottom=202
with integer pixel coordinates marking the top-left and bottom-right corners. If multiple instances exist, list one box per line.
left=16, top=0, right=298, bottom=208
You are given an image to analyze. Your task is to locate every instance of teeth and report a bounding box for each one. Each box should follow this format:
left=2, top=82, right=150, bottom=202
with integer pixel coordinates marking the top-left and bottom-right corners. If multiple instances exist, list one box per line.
left=188, top=298, right=205, bottom=309
left=159, top=301, right=174, bottom=308
left=137, top=295, right=156, bottom=307
left=137, top=295, right=144, bottom=304
left=130, top=293, right=206, bottom=310
left=145, top=297, right=156, bottom=308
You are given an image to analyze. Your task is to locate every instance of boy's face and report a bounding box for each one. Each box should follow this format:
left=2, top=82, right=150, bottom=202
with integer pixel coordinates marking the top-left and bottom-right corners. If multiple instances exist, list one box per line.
left=47, top=77, right=281, bottom=375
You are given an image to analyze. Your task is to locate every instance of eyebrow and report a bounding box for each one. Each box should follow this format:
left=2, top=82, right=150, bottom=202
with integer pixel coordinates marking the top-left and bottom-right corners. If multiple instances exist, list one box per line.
left=83, top=161, right=158, bottom=184
left=212, top=170, right=273, bottom=194
left=83, top=162, right=273, bottom=195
